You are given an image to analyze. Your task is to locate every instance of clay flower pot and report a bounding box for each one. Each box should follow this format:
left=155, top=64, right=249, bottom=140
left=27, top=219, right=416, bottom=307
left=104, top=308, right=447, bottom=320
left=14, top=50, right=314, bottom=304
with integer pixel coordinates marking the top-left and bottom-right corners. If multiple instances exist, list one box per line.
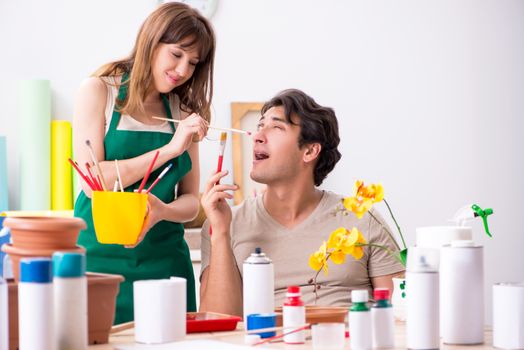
left=3, top=216, right=86, bottom=250
left=7, top=272, right=124, bottom=349
left=274, top=305, right=348, bottom=326
left=1, top=243, right=85, bottom=282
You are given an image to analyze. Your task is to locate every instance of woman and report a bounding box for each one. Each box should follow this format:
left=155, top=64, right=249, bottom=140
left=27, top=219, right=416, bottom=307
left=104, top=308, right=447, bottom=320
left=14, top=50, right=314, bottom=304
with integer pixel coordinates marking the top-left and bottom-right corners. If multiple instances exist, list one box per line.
left=73, top=2, right=215, bottom=324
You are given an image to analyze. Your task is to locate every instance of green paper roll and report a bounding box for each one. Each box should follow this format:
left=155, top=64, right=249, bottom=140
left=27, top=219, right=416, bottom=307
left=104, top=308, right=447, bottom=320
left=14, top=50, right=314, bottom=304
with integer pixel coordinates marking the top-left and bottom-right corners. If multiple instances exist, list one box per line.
left=18, top=79, right=51, bottom=210
left=51, top=120, right=73, bottom=210
left=0, top=136, right=8, bottom=211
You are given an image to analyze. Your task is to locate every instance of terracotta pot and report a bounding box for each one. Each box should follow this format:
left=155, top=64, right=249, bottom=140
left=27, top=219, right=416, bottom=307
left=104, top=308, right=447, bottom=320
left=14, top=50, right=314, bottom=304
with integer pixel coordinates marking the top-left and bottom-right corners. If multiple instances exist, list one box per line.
left=3, top=216, right=86, bottom=250
left=86, top=272, right=124, bottom=344
left=7, top=272, right=124, bottom=350
left=274, top=305, right=348, bottom=327
left=1, top=243, right=85, bottom=282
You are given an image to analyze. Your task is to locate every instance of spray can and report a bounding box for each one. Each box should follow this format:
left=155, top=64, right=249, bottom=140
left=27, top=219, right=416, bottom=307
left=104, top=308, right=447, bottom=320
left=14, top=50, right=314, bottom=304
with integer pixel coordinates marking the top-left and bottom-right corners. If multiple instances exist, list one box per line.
left=53, top=252, right=88, bottom=350
left=243, top=247, right=274, bottom=324
left=441, top=240, right=484, bottom=344
left=406, top=248, right=439, bottom=350
left=349, top=289, right=372, bottom=350
left=18, top=258, right=54, bottom=350
left=371, top=288, right=394, bottom=348
left=0, top=277, right=8, bottom=350
left=283, top=286, right=305, bottom=344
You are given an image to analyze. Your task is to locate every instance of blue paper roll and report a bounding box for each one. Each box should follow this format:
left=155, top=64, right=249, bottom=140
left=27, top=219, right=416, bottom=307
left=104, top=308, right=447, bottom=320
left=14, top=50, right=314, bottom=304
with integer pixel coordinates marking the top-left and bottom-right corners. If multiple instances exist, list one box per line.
left=0, top=136, right=7, bottom=212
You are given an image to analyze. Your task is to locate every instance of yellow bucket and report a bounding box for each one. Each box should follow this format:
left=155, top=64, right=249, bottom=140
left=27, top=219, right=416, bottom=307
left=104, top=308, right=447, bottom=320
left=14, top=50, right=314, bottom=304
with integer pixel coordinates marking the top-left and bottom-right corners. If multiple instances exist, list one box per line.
left=92, top=191, right=148, bottom=245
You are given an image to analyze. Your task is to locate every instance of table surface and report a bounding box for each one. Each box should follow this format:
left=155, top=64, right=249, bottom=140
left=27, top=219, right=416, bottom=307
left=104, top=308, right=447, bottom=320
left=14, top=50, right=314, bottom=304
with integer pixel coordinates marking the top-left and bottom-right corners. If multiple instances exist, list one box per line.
left=90, top=321, right=496, bottom=350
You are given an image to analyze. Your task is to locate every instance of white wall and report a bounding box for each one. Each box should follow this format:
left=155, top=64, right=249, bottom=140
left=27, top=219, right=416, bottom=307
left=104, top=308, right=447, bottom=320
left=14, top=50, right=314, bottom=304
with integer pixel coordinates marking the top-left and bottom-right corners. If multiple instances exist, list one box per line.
left=1, top=0, right=523, bottom=324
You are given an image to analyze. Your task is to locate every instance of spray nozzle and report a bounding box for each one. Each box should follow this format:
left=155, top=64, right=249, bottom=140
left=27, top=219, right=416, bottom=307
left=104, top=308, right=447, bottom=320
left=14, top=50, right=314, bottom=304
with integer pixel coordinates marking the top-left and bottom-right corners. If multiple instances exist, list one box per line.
left=471, top=204, right=494, bottom=237
left=452, top=204, right=494, bottom=238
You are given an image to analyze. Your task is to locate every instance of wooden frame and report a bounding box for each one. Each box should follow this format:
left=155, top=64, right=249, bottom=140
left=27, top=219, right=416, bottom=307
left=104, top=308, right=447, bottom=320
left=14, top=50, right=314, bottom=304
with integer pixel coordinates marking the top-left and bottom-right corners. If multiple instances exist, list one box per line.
left=231, top=102, right=264, bottom=204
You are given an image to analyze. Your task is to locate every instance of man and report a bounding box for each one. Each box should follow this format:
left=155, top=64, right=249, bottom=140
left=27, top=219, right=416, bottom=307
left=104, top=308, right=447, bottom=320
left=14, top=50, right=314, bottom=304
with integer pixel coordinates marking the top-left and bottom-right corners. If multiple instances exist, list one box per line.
left=199, top=89, right=404, bottom=316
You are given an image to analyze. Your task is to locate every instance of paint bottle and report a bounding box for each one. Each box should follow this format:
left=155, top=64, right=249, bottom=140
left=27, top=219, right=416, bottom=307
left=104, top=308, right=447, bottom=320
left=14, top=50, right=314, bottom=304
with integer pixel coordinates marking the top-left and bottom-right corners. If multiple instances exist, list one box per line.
left=349, top=289, right=372, bottom=350
left=53, top=252, right=88, bottom=350
left=406, top=248, right=439, bottom=350
left=283, top=285, right=305, bottom=344
left=0, top=277, right=8, bottom=350
left=371, top=288, right=394, bottom=348
left=243, top=247, right=274, bottom=324
left=441, top=240, right=484, bottom=344
left=18, top=258, right=54, bottom=350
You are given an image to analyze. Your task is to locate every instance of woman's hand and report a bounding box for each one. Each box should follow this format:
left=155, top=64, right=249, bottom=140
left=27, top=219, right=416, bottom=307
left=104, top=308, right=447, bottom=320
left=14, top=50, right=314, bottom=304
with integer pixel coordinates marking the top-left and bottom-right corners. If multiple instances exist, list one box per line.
left=125, top=193, right=165, bottom=248
left=165, top=113, right=208, bottom=157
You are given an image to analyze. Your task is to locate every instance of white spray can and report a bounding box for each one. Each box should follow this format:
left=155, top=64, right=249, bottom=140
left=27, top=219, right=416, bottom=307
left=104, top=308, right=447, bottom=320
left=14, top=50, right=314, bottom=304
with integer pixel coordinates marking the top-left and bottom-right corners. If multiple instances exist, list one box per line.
left=0, top=277, right=8, bottom=350
left=53, top=252, right=88, bottom=350
left=242, top=247, right=274, bottom=324
left=283, top=285, right=305, bottom=344
left=406, top=248, right=439, bottom=350
left=18, top=258, right=54, bottom=350
left=441, top=240, right=484, bottom=344
left=349, top=289, right=372, bottom=350
left=371, top=288, right=395, bottom=348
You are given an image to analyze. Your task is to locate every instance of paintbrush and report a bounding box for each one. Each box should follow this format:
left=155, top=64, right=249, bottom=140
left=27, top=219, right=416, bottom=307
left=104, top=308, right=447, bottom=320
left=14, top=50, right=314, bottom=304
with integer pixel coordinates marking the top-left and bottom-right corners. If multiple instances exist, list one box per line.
left=85, top=140, right=108, bottom=191
left=151, top=116, right=252, bottom=136
left=115, top=159, right=124, bottom=192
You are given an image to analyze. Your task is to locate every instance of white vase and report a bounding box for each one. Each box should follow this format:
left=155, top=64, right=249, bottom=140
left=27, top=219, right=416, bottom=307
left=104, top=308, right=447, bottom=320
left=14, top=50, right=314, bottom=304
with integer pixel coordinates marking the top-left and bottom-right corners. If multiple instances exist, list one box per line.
left=391, top=277, right=406, bottom=321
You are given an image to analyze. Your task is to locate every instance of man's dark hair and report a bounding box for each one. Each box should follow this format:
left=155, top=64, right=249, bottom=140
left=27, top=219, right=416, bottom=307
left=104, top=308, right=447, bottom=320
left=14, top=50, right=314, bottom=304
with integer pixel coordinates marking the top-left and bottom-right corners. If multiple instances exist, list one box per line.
left=261, top=89, right=341, bottom=186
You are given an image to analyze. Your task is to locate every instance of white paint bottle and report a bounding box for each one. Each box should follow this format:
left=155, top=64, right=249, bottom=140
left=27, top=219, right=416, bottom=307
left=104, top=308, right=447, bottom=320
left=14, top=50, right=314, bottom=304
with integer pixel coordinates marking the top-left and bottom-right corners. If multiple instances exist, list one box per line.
left=406, top=247, right=439, bottom=350
left=283, top=285, right=305, bottom=344
left=18, top=258, right=54, bottom=350
left=349, top=289, right=372, bottom=350
left=242, top=247, right=274, bottom=324
left=441, top=240, right=484, bottom=344
left=53, top=252, right=88, bottom=350
left=371, top=288, right=395, bottom=348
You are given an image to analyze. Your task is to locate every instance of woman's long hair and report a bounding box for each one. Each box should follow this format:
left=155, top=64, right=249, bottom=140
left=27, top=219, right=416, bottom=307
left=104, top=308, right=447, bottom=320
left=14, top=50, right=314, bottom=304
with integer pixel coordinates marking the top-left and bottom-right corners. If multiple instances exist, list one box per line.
left=93, top=2, right=215, bottom=121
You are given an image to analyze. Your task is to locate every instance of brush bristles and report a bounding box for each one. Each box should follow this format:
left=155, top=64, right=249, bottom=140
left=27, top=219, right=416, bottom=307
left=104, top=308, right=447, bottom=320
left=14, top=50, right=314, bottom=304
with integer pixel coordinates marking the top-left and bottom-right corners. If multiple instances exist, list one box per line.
left=220, top=132, right=227, bottom=142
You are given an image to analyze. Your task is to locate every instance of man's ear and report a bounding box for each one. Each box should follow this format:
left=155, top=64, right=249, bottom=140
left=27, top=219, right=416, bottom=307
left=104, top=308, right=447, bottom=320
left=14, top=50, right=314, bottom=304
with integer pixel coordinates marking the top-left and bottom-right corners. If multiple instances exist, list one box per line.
left=303, top=143, right=322, bottom=163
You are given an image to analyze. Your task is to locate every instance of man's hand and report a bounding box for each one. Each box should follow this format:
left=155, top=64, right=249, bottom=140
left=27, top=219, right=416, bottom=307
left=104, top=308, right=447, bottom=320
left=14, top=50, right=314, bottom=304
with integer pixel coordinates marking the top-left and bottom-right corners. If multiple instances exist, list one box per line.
left=201, top=170, right=238, bottom=236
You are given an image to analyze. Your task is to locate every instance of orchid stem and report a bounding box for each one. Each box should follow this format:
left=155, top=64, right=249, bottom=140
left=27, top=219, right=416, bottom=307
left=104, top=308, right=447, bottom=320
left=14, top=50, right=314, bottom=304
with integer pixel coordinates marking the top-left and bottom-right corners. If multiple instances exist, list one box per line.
left=360, top=243, right=404, bottom=265
left=311, top=252, right=332, bottom=304
left=383, top=198, right=407, bottom=250
left=367, top=210, right=401, bottom=251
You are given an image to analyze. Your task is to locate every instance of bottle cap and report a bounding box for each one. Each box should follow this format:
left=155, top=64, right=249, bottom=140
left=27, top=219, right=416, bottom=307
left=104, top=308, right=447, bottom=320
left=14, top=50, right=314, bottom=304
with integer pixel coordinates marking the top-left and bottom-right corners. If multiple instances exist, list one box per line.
left=53, top=252, right=86, bottom=278
left=245, top=247, right=272, bottom=264
left=351, top=289, right=368, bottom=303
left=286, top=285, right=301, bottom=297
left=373, top=288, right=390, bottom=300
left=20, top=258, right=53, bottom=283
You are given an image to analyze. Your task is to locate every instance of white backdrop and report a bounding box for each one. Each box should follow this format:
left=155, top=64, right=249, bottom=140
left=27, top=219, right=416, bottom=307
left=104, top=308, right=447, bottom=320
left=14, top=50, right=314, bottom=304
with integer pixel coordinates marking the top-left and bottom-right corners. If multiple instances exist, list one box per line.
left=1, top=0, right=523, bottom=324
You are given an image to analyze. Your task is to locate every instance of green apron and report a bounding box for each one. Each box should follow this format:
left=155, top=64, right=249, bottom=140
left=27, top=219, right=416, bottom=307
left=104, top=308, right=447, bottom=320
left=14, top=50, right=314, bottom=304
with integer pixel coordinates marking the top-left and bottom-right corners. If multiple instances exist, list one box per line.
left=74, top=77, right=196, bottom=324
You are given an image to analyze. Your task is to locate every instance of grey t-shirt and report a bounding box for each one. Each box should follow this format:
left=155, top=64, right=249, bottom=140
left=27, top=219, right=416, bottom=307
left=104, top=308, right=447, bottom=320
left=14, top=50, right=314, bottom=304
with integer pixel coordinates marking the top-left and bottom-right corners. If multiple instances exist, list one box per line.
left=200, top=191, right=405, bottom=307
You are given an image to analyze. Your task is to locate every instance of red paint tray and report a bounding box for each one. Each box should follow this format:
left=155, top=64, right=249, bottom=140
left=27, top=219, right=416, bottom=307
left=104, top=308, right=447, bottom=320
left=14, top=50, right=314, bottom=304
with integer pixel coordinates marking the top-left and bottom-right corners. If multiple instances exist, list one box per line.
left=187, top=312, right=242, bottom=333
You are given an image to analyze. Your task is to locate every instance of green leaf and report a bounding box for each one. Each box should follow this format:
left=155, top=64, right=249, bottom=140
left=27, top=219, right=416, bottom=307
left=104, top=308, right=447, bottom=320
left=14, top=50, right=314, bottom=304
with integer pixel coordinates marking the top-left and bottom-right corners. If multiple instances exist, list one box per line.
left=399, top=248, right=408, bottom=267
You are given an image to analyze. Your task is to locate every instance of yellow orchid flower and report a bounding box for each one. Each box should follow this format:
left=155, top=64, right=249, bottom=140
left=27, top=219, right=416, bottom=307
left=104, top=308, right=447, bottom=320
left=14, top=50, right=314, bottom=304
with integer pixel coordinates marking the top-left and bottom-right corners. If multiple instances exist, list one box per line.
left=363, top=183, right=384, bottom=203
left=328, top=227, right=361, bottom=254
left=347, top=230, right=367, bottom=260
left=343, top=196, right=373, bottom=219
left=309, top=241, right=329, bottom=274
left=330, top=250, right=346, bottom=264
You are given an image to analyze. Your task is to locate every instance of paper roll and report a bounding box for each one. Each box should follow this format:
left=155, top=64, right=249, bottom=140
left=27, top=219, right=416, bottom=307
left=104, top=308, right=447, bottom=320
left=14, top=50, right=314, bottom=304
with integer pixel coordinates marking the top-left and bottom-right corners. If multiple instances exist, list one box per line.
left=0, top=136, right=8, bottom=212
left=493, top=283, right=524, bottom=349
left=416, top=226, right=472, bottom=248
left=51, top=121, right=73, bottom=210
left=133, top=278, right=186, bottom=344
left=18, top=80, right=51, bottom=210
left=441, top=241, right=484, bottom=344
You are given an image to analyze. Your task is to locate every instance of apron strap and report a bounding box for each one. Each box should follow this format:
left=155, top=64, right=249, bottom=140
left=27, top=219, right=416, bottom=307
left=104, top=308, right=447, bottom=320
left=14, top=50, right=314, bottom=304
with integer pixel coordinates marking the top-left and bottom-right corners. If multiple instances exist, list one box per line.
left=107, top=73, right=177, bottom=134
